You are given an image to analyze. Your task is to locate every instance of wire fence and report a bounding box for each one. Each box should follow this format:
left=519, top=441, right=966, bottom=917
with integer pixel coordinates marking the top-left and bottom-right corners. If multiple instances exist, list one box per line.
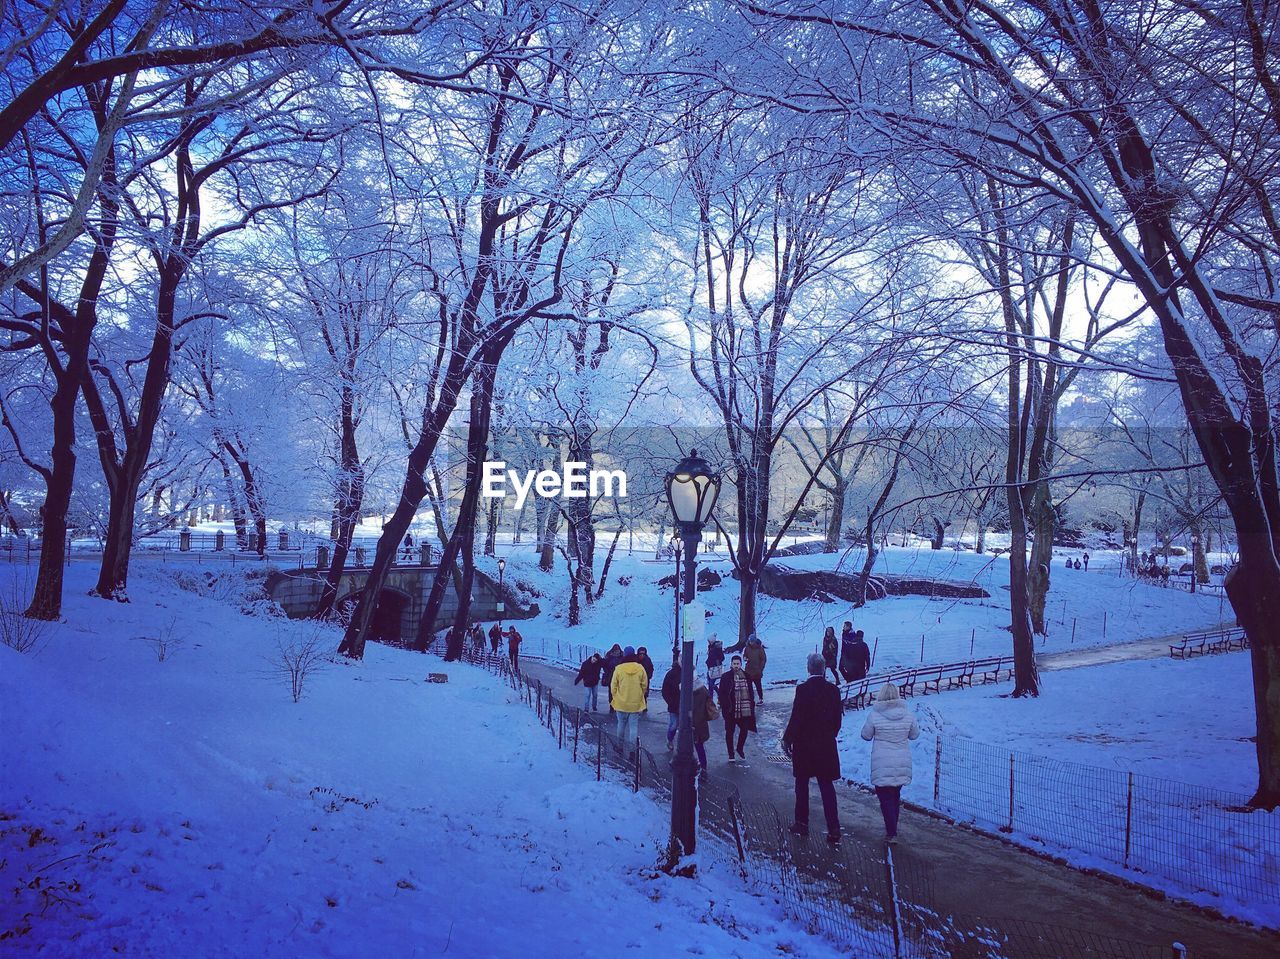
left=913, top=735, right=1280, bottom=918
left=434, top=641, right=1205, bottom=959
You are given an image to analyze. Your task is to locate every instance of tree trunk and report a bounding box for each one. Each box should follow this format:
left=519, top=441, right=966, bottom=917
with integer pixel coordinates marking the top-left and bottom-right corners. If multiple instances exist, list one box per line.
left=539, top=505, right=560, bottom=571
left=824, top=478, right=846, bottom=552
left=26, top=372, right=79, bottom=620
left=1028, top=482, right=1054, bottom=635
left=483, top=496, right=498, bottom=556
left=316, top=386, right=364, bottom=619
left=595, top=528, right=622, bottom=599
left=976, top=524, right=987, bottom=555
left=930, top=516, right=946, bottom=550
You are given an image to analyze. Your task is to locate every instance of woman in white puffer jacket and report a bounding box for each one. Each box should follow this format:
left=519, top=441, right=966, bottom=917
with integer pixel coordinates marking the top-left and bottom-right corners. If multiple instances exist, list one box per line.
left=860, top=682, right=920, bottom=842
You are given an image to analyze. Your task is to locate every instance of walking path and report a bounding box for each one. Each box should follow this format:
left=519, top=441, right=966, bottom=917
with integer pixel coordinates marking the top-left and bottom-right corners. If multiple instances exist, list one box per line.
left=1037, top=621, right=1240, bottom=671
left=517, top=656, right=1278, bottom=958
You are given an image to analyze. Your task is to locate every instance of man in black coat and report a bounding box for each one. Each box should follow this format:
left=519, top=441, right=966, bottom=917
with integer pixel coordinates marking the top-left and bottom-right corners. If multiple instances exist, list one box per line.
left=661, top=664, right=681, bottom=750
left=850, top=630, right=871, bottom=681
left=782, top=652, right=844, bottom=845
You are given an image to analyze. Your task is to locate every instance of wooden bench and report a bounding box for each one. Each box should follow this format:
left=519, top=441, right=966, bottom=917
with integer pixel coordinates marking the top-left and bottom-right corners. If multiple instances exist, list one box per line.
left=946, top=661, right=977, bottom=690
left=919, top=666, right=946, bottom=694
left=897, top=669, right=918, bottom=698
left=1169, top=635, right=1206, bottom=659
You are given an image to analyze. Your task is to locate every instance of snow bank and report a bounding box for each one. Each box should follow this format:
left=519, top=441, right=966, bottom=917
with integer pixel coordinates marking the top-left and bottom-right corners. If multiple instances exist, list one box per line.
left=0, top=564, right=837, bottom=958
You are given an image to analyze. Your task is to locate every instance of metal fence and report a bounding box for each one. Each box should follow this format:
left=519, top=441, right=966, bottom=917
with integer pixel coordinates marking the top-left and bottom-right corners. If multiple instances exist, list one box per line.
left=920, top=735, right=1279, bottom=916
left=437, top=642, right=1202, bottom=959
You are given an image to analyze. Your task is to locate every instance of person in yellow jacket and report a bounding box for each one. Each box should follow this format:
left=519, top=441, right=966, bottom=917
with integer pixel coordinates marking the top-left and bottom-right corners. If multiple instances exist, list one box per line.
left=610, top=646, right=649, bottom=744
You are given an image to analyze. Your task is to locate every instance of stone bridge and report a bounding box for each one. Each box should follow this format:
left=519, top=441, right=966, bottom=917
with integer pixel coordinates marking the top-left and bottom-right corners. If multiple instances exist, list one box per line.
left=264, top=564, right=537, bottom=646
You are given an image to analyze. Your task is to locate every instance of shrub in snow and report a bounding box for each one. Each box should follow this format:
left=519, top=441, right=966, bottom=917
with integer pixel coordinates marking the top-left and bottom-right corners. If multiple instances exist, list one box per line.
left=0, top=576, right=49, bottom=654
left=269, top=621, right=331, bottom=703
left=139, top=618, right=183, bottom=662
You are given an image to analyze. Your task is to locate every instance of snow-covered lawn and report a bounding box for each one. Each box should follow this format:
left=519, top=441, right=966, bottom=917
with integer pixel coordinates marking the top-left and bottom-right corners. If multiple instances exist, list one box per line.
left=0, top=564, right=839, bottom=958
left=493, top=546, right=1233, bottom=683
left=825, top=653, right=1280, bottom=927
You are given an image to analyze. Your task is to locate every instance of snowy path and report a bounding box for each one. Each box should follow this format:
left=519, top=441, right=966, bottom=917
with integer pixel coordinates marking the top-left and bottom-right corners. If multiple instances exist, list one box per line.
left=516, top=657, right=1280, bottom=956
left=1036, top=622, right=1239, bottom=671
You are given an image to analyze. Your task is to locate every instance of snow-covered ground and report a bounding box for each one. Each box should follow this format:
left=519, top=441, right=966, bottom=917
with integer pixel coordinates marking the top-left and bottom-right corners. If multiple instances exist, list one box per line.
left=489, top=545, right=1233, bottom=683
left=824, top=653, right=1280, bottom=927
left=0, top=563, right=841, bottom=958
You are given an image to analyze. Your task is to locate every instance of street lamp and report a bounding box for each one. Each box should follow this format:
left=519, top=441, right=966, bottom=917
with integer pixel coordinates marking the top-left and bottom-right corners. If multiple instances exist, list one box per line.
left=670, top=534, right=682, bottom=668
left=497, top=557, right=507, bottom=628
left=1190, top=535, right=1198, bottom=594
left=664, top=448, right=720, bottom=868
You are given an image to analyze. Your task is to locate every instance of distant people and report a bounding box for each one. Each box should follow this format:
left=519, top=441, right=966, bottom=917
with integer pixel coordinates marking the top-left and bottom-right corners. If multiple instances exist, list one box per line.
left=821, top=626, right=840, bottom=683
left=860, top=682, right=921, bottom=843
left=717, top=654, right=757, bottom=763
left=705, top=634, right=726, bottom=691
left=488, top=623, right=503, bottom=655
left=610, top=646, right=649, bottom=744
left=506, top=625, right=523, bottom=671
left=601, top=644, right=624, bottom=714
left=469, top=624, right=485, bottom=652
left=661, top=662, right=681, bottom=750
left=637, top=646, right=655, bottom=704
left=851, top=630, right=871, bottom=680
left=744, top=634, right=767, bottom=703
left=783, top=652, right=843, bottom=846
left=574, top=652, right=604, bottom=712
left=838, top=622, right=856, bottom=682
left=403, top=532, right=414, bottom=559
left=1074, top=558, right=1082, bottom=570
left=1082, top=552, right=1090, bottom=571
left=1160, top=565, right=1171, bottom=586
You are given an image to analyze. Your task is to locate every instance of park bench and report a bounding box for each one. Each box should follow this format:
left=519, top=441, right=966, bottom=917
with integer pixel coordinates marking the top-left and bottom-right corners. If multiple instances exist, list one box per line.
left=974, top=655, right=1012, bottom=684
left=897, top=669, right=918, bottom=698
left=946, top=661, right=977, bottom=690
left=919, top=666, right=946, bottom=694
left=1169, top=634, right=1206, bottom=658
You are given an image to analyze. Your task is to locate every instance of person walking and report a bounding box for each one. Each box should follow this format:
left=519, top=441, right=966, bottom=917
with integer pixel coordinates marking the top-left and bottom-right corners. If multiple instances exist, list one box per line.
left=717, top=654, right=757, bottom=763
left=469, top=624, right=485, bottom=652
left=782, top=652, right=843, bottom=846
left=661, top=662, right=681, bottom=750
left=637, top=646, right=655, bottom=705
left=601, top=644, right=624, bottom=715
left=610, top=646, right=648, bottom=744
left=488, top=623, right=502, bottom=655
left=850, top=629, right=871, bottom=680
left=860, top=682, right=920, bottom=842
left=1082, top=551, right=1090, bottom=571
left=574, top=652, right=604, bottom=712
left=838, top=622, right=859, bottom=682
left=691, top=678, right=714, bottom=774
left=821, top=626, right=840, bottom=683
left=506, top=625, right=524, bottom=672
left=743, top=634, right=767, bottom=703
left=705, top=634, right=726, bottom=691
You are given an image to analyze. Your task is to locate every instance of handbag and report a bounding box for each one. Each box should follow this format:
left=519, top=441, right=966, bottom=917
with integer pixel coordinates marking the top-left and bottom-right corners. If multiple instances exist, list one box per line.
left=706, top=698, right=721, bottom=721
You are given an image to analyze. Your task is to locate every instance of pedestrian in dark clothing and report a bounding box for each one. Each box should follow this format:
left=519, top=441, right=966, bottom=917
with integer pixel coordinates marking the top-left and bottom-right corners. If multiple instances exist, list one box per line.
left=783, top=653, right=843, bottom=845
left=1082, top=552, right=1090, bottom=571
left=575, top=653, right=604, bottom=712
left=744, top=635, right=767, bottom=702
left=705, top=635, right=726, bottom=690
left=488, top=623, right=502, bottom=655
left=839, top=622, right=870, bottom=682
left=691, top=679, right=713, bottom=773
left=637, top=646, right=655, bottom=705
left=851, top=630, right=871, bottom=680
left=601, top=644, right=624, bottom=714
left=661, top=665, right=681, bottom=749
left=506, top=626, right=523, bottom=671
left=469, top=624, right=485, bottom=652
left=821, top=626, right=840, bottom=683
left=717, top=655, right=757, bottom=762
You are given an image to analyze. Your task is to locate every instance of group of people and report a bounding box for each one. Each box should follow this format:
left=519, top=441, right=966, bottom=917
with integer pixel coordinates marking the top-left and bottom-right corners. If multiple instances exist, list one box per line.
left=1135, top=552, right=1174, bottom=584
left=463, top=622, right=525, bottom=668
left=820, top=622, right=871, bottom=684
left=569, top=626, right=919, bottom=845
left=1063, top=551, right=1090, bottom=571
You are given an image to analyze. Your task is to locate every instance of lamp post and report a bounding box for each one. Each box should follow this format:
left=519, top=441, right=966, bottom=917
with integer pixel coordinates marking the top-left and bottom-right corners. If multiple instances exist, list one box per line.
left=1190, top=534, right=1198, bottom=593
left=665, top=448, right=720, bottom=867
left=497, top=557, right=506, bottom=628
left=671, top=534, right=682, bottom=668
